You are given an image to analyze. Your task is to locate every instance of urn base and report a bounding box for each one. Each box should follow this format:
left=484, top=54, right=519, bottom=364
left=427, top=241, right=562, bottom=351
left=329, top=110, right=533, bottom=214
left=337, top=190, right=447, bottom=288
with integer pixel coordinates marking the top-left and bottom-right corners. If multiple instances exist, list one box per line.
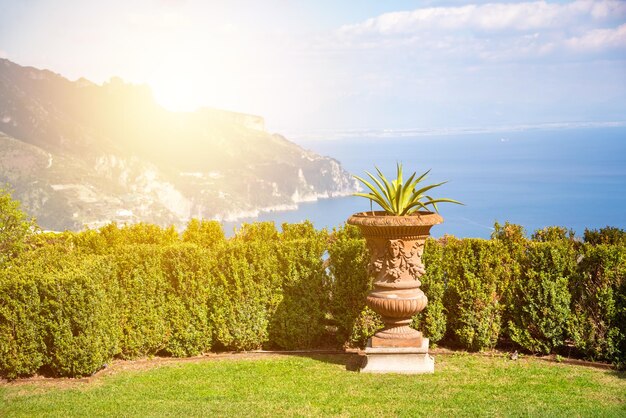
left=360, top=338, right=434, bottom=374
left=371, top=334, right=423, bottom=348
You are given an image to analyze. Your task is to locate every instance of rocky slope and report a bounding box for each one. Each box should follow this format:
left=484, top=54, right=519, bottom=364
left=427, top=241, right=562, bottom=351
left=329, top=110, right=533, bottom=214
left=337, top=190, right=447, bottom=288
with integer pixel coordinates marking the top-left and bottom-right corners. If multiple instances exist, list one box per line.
left=0, top=58, right=357, bottom=230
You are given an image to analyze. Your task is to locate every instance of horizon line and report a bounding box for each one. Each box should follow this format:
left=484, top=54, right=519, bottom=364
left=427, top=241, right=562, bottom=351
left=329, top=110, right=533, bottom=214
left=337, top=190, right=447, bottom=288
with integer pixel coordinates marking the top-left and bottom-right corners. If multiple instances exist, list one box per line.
left=283, top=120, right=626, bottom=141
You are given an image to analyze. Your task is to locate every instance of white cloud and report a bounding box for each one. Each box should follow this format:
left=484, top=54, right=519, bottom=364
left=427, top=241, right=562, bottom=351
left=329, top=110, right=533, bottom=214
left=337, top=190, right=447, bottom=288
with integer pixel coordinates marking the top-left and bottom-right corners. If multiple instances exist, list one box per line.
left=329, top=1, right=626, bottom=62
left=565, top=23, right=626, bottom=51
left=0, top=50, right=7, bottom=59
left=339, top=0, right=626, bottom=35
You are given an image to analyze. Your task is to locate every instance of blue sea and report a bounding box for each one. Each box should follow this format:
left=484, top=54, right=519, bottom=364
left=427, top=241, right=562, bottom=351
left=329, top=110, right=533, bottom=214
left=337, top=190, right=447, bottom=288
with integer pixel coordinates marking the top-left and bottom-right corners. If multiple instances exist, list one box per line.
left=224, top=126, right=626, bottom=238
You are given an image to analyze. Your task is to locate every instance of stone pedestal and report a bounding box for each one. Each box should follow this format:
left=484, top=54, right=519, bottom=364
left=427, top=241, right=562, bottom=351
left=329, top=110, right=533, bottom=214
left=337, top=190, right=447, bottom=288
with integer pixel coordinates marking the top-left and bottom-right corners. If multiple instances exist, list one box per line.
left=360, top=338, right=434, bottom=374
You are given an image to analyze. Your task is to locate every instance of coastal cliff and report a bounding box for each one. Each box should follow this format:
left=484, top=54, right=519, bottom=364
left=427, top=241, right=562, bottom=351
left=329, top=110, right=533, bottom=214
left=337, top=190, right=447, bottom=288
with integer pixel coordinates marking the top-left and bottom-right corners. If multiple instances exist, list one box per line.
left=0, top=58, right=358, bottom=230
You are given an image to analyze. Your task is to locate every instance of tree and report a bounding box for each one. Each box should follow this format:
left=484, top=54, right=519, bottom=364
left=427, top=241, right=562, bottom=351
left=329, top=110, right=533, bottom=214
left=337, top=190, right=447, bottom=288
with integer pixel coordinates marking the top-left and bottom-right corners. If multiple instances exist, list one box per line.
left=0, top=187, right=36, bottom=265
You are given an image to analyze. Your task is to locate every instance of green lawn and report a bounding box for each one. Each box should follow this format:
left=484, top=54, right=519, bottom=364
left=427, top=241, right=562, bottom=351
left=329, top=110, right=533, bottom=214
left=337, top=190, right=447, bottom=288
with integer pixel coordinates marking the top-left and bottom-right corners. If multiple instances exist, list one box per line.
left=1, top=353, right=624, bottom=417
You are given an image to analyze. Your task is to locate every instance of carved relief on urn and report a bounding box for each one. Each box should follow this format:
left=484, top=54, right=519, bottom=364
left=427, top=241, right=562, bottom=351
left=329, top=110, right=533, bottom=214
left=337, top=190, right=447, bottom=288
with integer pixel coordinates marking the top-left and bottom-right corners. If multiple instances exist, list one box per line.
left=347, top=211, right=443, bottom=348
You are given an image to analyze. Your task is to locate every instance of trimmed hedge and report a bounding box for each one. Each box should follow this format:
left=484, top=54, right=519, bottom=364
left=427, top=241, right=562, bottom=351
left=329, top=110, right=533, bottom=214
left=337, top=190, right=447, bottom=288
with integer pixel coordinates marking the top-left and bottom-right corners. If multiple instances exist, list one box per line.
left=411, top=238, right=447, bottom=344
left=327, top=224, right=376, bottom=347
left=505, top=241, right=577, bottom=354
left=0, top=247, right=117, bottom=378
left=209, top=233, right=278, bottom=351
left=569, top=244, right=626, bottom=364
left=270, top=223, right=330, bottom=349
left=442, top=237, right=516, bottom=351
left=1, top=215, right=625, bottom=378
left=161, top=244, right=214, bottom=357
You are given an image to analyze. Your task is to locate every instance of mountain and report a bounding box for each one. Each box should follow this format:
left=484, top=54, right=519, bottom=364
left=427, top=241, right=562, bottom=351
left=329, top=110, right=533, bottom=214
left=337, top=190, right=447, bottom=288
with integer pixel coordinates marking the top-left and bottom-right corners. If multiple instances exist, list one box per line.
left=0, top=58, right=358, bottom=230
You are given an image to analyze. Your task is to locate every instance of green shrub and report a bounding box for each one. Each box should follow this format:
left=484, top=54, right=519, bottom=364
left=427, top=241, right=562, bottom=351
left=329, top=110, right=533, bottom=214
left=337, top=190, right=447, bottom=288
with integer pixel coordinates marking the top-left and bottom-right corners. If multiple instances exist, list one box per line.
left=348, top=307, right=383, bottom=348
left=0, top=187, right=36, bottom=265
left=443, top=238, right=515, bottom=351
left=182, top=219, right=225, bottom=250
left=69, top=229, right=109, bottom=254
left=0, top=262, right=45, bottom=378
left=269, top=222, right=330, bottom=349
left=114, top=242, right=216, bottom=358
left=0, top=246, right=117, bottom=378
left=412, top=238, right=447, bottom=344
left=30, top=223, right=181, bottom=256
left=26, top=230, right=70, bottom=250
left=38, top=254, right=118, bottom=377
left=532, top=226, right=576, bottom=242
left=506, top=241, right=576, bottom=354
left=569, top=244, right=626, bottom=366
left=234, top=221, right=279, bottom=242
left=99, top=222, right=179, bottom=248
left=491, top=221, right=527, bottom=245
left=211, top=290, right=270, bottom=351
left=161, top=244, right=214, bottom=357
left=327, top=224, right=377, bottom=347
left=30, top=229, right=110, bottom=255
left=584, top=227, right=626, bottom=246
left=112, top=245, right=169, bottom=358
left=210, top=234, right=281, bottom=351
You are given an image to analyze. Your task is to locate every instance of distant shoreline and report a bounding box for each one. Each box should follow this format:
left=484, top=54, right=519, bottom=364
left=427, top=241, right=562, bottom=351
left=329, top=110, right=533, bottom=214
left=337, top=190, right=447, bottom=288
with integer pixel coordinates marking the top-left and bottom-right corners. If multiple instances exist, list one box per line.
left=284, top=121, right=626, bottom=142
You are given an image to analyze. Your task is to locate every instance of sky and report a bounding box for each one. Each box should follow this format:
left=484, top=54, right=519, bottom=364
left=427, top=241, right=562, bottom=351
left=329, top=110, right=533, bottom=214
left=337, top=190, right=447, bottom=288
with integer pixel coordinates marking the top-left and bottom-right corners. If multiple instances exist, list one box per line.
left=1, top=0, right=625, bottom=132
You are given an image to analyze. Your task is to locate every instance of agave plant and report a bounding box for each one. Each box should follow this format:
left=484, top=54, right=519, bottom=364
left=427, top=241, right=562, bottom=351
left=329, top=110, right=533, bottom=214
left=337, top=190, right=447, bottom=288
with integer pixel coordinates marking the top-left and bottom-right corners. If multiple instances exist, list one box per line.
left=353, top=163, right=462, bottom=215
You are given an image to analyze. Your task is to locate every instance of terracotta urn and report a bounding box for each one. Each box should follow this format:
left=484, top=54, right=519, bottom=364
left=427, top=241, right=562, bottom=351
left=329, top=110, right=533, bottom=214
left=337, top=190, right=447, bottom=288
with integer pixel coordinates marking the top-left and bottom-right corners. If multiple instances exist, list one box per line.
left=347, top=210, right=443, bottom=347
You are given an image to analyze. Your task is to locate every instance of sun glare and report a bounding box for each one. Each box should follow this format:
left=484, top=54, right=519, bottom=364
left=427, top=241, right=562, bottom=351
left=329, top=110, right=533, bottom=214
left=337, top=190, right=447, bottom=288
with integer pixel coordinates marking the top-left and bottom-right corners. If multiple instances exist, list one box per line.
left=151, top=78, right=204, bottom=112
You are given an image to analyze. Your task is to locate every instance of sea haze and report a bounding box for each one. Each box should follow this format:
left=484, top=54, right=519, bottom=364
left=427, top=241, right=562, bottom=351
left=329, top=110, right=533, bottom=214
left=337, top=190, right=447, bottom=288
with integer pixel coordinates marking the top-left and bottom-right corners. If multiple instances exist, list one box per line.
left=223, top=126, right=626, bottom=238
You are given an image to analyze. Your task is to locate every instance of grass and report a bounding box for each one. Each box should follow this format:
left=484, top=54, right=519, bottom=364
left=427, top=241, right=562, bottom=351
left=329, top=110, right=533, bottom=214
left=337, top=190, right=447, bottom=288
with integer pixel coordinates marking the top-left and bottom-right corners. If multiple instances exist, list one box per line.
left=1, top=353, right=624, bottom=417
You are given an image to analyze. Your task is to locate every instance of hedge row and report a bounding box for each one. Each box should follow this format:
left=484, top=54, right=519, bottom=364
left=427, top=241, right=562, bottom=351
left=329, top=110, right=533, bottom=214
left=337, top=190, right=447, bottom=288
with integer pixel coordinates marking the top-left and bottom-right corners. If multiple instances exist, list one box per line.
left=0, top=221, right=333, bottom=378
left=426, top=225, right=625, bottom=364
left=326, top=223, right=626, bottom=368
left=1, top=219, right=625, bottom=378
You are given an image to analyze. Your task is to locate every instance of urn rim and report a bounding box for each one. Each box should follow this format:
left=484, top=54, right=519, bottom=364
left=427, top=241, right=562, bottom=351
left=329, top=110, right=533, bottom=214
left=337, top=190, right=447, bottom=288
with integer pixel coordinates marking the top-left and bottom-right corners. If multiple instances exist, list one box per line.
left=347, top=210, right=444, bottom=227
